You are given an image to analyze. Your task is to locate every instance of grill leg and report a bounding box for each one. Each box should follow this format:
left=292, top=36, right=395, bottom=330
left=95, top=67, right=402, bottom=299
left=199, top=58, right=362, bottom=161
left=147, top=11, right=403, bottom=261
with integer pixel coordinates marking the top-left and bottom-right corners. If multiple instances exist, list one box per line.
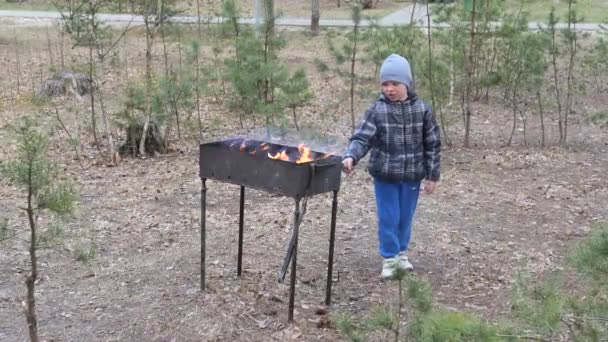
left=325, top=190, right=339, bottom=305
left=201, top=178, right=207, bottom=290
left=238, top=186, right=245, bottom=276
left=288, top=199, right=301, bottom=322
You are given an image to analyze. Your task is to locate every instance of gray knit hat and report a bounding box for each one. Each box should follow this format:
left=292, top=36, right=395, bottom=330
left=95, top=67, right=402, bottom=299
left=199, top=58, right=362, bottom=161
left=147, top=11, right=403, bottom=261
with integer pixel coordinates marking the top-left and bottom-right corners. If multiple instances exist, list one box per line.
left=379, top=54, right=412, bottom=88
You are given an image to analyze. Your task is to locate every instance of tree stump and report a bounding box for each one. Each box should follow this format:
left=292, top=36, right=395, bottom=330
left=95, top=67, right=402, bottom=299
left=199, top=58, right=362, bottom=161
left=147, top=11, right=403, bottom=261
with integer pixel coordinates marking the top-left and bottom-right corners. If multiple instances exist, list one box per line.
left=119, top=122, right=165, bottom=157
left=37, top=72, right=92, bottom=98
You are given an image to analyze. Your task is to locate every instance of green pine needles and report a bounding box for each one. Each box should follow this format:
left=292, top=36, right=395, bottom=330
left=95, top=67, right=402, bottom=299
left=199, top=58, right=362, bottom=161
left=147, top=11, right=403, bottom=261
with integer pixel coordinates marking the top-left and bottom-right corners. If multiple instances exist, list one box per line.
left=0, top=116, right=78, bottom=342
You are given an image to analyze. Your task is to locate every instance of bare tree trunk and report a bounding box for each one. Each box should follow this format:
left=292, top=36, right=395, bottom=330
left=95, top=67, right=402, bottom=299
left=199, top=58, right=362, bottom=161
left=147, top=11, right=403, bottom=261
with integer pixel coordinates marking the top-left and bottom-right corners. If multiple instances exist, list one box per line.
left=394, top=277, right=403, bottom=342
left=88, top=46, right=101, bottom=150
left=292, top=107, right=300, bottom=131
left=25, top=176, right=39, bottom=342
left=45, top=29, right=54, bottom=67
left=349, top=11, right=360, bottom=130
left=161, top=27, right=169, bottom=77
left=140, top=0, right=163, bottom=157
left=563, top=0, right=578, bottom=145
left=311, top=0, right=320, bottom=36
left=425, top=1, right=450, bottom=145
left=55, top=108, right=85, bottom=170
left=448, top=35, right=454, bottom=107
left=123, top=34, right=130, bottom=85
left=141, top=30, right=153, bottom=157
left=549, top=17, right=563, bottom=144
left=98, top=88, right=117, bottom=163
left=507, top=71, right=523, bottom=146
left=484, top=35, right=498, bottom=103
left=195, top=47, right=203, bottom=138
left=57, top=23, right=65, bottom=70
left=520, top=108, right=528, bottom=146
left=14, top=35, right=21, bottom=95
left=30, top=50, right=36, bottom=97
left=464, top=0, right=477, bottom=148
left=507, top=100, right=517, bottom=146
left=196, top=0, right=202, bottom=37
left=537, top=91, right=545, bottom=147
left=409, top=0, right=417, bottom=24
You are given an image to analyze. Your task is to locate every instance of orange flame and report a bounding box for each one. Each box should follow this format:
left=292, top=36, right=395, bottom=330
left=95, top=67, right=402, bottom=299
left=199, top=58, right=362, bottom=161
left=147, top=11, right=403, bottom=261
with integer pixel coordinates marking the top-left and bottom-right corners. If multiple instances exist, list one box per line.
left=263, top=143, right=333, bottom=163
left=268, top=149, right=290, bottom=161
left=295, top=144, right=314, bottom=164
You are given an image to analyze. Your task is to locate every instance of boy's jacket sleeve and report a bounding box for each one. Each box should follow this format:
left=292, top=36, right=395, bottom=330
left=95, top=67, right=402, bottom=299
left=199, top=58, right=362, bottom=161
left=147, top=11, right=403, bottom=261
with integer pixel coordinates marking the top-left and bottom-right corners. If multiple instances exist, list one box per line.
left=423, top=106, right=441, bottom=181
left=344, top=107, right=376, bottom=164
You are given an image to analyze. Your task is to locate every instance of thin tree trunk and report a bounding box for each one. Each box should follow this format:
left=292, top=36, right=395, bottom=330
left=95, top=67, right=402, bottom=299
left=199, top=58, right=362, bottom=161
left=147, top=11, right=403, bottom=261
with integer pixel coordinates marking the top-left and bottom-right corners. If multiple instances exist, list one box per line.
left=464, top=0, right=477, bottom=148
left=520, top=108, right=528, bottom=146
left=425, top=1, right=449, bottom=145
left=507, top=98, right=517, bottom=146
left=507, top=71, right=523, bottom=146
left=349, top=19, right=359, bottom=130
left=484, top=35, right=498, bottom=102
left=15, top=35, right=22, bottom=94
left=25, top=170, right=39, bottom=342
left=196, top=0, right=202, bottom=38
left=58, top=25, right=65, bottom=70
left=292, top=106, right=299, bottom=131
left=537, top=91, right=545, bottom=147
left=448, top=35, right=454, bottom=107
left=395, top=278, right=403, bottom=342
left=311, top=0, right=320, bottom=36
left=161, top=27, right=169, bottom=77
left=409, top=0, right=417, bottom=24
left=141, top=30, right=153, bottom=157
left=549, top=17, right=563, bottom=144
left=30, top=60, right=36, bottom=97
left=88, top=46, right=100, bottom=150
left=140, top=0, right=163, bottom=157
left=563, top=0, right=577, bottom=145
left=45, top=29, right=54, bottom=67
left=195, top=49, right=203, bottom=138
left=55, top=107, right=85, bottom=170
left=98, top=88, right=117, bottom=163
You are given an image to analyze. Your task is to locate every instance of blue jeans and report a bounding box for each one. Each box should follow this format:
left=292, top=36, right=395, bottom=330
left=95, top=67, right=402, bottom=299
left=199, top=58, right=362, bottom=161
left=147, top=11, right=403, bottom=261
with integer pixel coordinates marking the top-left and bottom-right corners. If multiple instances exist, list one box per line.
left=374, top=178, right=421, bottom=258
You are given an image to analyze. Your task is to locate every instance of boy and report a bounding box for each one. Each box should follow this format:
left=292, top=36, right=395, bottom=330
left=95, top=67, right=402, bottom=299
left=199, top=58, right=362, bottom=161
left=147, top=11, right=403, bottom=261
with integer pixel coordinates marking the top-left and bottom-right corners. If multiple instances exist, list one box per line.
left=342, top=54, right=441, bottom=280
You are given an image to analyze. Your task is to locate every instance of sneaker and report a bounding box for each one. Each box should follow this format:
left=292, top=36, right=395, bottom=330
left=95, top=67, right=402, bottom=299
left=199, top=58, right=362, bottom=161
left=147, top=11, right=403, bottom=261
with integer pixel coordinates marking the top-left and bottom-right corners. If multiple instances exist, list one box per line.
left=381, top=256, right=400, bottom=280
left=399, top=252, right=414, bottom=271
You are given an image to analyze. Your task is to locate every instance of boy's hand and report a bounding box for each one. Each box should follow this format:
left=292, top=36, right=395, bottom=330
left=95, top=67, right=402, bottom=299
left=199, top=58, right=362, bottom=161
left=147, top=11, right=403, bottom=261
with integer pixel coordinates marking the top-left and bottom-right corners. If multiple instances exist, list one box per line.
left=423, top=180, right=437, bottom=194
left=342, top=158, right=355, bottom=175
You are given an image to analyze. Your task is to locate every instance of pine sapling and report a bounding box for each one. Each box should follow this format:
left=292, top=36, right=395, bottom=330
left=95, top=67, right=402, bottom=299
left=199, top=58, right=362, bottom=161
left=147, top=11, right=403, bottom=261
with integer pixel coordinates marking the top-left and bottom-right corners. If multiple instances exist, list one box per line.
left=0, top=117, right=77, bottom=342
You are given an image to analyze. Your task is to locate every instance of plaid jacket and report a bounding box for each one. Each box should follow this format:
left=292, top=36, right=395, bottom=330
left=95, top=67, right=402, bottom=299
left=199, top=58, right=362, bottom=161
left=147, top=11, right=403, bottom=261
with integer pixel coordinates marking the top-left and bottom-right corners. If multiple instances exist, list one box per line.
left=344, top=92, right=441, bottom=182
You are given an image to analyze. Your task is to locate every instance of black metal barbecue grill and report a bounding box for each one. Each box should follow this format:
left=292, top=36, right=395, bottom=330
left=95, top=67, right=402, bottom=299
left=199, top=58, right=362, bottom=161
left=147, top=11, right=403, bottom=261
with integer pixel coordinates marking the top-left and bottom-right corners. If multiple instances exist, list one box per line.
left=199, top=138, right=341, bottom=321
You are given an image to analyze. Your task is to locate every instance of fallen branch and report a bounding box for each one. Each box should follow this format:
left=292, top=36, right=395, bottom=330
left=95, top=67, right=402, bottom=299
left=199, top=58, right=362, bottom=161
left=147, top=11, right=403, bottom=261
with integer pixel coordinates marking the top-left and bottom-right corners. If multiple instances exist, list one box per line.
left=495, top=334, right=551, bottom=342
left=54, top=107, right=86, bottom=171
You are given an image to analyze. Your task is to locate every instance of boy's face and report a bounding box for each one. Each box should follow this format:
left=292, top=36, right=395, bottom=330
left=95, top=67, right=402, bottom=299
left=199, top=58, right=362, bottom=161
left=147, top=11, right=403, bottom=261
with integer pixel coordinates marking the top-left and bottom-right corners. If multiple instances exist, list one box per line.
left=381, top=81, right=408, bottom=102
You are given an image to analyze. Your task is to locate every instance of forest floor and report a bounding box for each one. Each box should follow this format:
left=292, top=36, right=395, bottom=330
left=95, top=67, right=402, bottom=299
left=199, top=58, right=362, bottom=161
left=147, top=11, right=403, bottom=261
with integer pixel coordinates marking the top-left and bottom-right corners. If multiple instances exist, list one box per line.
left=0, top=22, right=607, bottom=341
